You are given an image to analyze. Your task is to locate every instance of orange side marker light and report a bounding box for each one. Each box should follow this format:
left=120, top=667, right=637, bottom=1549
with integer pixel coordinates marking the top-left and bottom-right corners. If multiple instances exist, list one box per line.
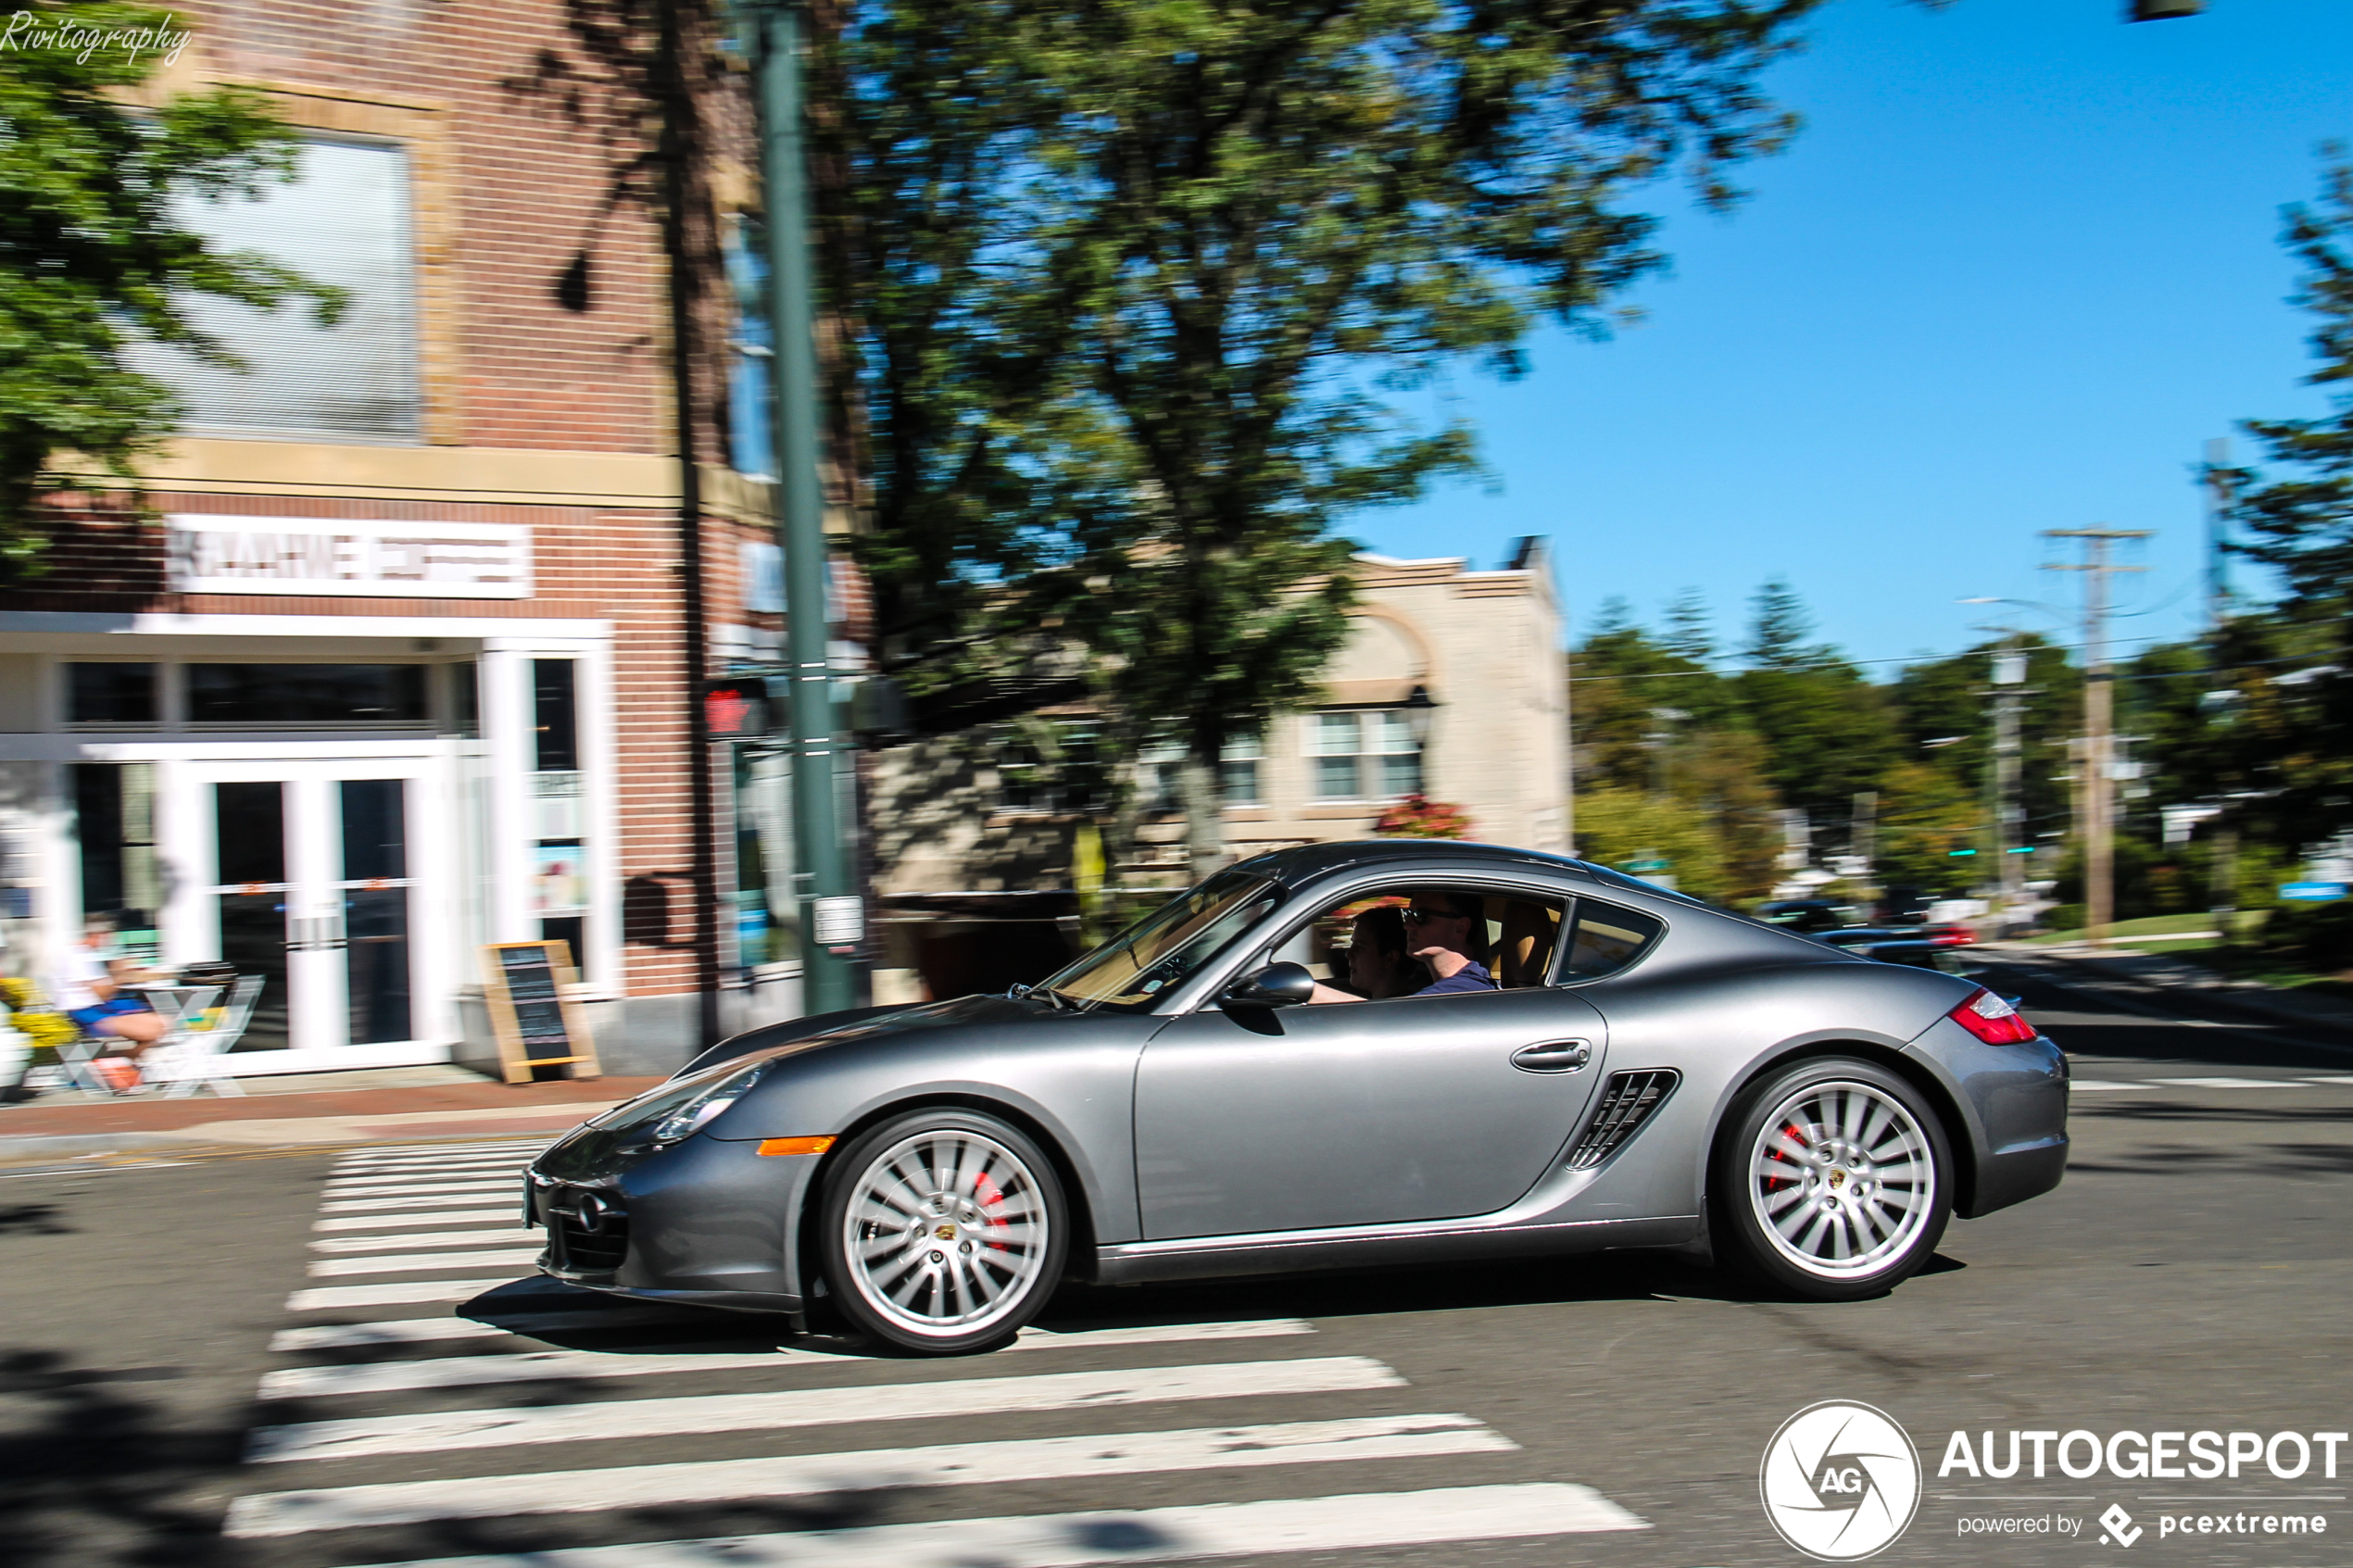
left=757, top=1135, right=837, bottom=1158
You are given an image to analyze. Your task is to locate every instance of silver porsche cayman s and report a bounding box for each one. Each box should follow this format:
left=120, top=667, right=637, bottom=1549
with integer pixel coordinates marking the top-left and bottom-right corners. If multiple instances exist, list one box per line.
left=525, top=840, right=2068, bottom=1354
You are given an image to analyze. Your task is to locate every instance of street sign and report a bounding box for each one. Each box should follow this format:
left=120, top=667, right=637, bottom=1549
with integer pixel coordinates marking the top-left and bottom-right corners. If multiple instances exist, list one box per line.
left=1621, top=858, right=1671, bottom=874
left=2279, top=882, right=2347, bottom=902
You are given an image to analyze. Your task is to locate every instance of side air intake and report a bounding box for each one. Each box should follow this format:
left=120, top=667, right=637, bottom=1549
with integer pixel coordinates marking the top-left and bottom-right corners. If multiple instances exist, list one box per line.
left=1567, top=1069, right=1681, bottom=1169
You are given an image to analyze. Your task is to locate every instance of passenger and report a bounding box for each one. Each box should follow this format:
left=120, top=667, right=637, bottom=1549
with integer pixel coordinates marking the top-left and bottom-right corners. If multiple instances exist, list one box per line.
left=1340, top=905, right=1421, bottom=999
left=1310, top=890, right=1495, bottom=1002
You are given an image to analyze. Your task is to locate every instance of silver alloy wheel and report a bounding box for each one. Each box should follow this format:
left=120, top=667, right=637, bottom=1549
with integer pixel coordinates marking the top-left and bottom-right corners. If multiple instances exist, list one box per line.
left=841, top=1128, right=1050, bottom=1339
left=1747, top=1078, right=1937, bottom=1279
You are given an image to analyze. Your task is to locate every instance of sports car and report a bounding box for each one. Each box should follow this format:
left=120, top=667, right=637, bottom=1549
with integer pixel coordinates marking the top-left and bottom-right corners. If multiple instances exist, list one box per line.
left=524, top=839, right=2068, bottom=1354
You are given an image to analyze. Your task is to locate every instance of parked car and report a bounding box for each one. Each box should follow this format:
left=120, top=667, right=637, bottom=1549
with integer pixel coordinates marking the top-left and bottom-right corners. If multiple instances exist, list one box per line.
left=526, top=840, right=2069, bottom=1354
left=1755, top=898, right=1853, bottom=934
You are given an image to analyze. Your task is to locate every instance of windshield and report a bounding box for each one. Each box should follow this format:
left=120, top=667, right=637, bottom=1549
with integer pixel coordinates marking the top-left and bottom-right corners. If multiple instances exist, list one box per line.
left=1037, top=872, right=1280, bottom=1011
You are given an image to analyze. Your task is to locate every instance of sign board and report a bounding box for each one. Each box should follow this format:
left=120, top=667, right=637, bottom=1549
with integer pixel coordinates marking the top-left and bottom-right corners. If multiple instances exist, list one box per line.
left=2279, top=882, right=2348, bottom=901
left=169, top=516, right=533, bottom=598
left=479, top=941, right=601, bottom=1084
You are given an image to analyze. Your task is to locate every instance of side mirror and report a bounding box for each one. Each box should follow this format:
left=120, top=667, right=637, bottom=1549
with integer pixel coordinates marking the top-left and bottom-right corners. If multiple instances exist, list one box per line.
left=1221, top=961, right=1315, bottom=1009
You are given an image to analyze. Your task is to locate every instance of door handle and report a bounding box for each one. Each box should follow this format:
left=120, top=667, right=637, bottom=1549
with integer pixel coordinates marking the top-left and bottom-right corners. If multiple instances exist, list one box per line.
left=1511, top=1039, right=1592, bottom=1073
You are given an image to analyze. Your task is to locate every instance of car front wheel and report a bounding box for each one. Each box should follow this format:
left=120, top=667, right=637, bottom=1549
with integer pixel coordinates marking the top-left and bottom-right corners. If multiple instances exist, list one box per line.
left=1712, top=1057, right=1952, bottom=1301
left=814, top=1108, right=1068, bottom=1354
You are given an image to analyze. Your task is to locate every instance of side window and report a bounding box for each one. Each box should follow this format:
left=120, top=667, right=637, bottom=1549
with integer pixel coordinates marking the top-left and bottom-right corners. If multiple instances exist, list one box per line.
left=1290, top=884, right=1567, bottom=1000
left=1557, top=900, right=1664, bottom=982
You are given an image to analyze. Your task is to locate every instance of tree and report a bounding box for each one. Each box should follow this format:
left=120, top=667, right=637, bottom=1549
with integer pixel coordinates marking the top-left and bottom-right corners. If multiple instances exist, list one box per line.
left=0, top=2, right=341, bottom=578
left=1730, top=579, right=1898, bottom=835
left=830, top=0, right=1833, bottom=875
left=2222, top=147, right=2353, bottom=846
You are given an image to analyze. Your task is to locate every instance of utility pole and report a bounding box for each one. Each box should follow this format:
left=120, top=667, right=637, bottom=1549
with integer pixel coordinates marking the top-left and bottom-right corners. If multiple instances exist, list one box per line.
left=751, top=0, right=859, bottom=1015
left=2201, top=437, right=2235, bottom=633
left=1980, top=638, right=2034, bottom=932
left=2045, top=528, right=2151, bottom=947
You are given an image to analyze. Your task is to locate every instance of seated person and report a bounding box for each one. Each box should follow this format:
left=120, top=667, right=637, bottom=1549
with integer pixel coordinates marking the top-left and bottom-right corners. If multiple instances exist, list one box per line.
left=1311, top=888, right=1495, bottom=1002
left=54, top=920, right=166, bottom=1090
left=1330, top=904, right=1422, bottom=1000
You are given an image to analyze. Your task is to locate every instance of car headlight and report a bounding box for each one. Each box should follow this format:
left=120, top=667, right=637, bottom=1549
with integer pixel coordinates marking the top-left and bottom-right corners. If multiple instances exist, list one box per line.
left=592, top=1059, right=773, bottom=1147
left=646, top=1060, right=771, bottom=1146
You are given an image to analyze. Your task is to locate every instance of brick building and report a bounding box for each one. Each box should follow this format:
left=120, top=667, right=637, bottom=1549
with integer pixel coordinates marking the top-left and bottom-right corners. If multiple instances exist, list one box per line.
left=0, top=1, right=829, bottom=1075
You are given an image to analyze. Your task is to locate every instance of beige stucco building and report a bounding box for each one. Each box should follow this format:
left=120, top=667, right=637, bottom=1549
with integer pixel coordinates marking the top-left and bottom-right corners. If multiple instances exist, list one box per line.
left=865, top=541, right=1567, bottom=997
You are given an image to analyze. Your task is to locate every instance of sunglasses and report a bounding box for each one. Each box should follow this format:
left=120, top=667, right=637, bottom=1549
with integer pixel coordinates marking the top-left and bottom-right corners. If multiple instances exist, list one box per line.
left=1403, top=906, right=1466, bottom=923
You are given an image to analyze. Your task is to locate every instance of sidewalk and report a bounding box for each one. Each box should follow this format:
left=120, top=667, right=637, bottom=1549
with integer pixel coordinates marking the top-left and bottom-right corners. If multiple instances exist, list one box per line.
left=0, top=1065, right=664, bottom=1162
left=1978, top=940, right=2353, bottom=1037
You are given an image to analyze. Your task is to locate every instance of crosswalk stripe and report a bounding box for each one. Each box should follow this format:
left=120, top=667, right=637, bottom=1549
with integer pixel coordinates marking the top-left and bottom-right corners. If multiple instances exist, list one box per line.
left=2154, top=1076, right=2298, bottom=1088
left=269, top=1310, right=688, bottom=1354
left=310, top=1229, right=537, bottom=1254
left=258, top=1320, right=1319, bottom=1398
left=321, top=1194, right=529, bottom=1215
left=287, top=1278, right=530, bottom=1311
left=333, top=1153, right=533, bottom=1170
left=339, top=1139, right=553, bottom=1159
left=2069, top=1080, right=2142, bottom=1091
left=329, top=1483, right=1647, bottom=1567
left=321, top=1179, right=518, bottom=1198
left=307, top=1248, right=544, bottom=1279
left=325, top=1168, right=525, bottom=1187
left=245, top=1356, right=1406, bottom=1463
left=2307, top=1075, right=2353, bottom=1085
left=224, top=1413, right=1511, bottom=1537
left=315, top=1208, right=521, bottom=1232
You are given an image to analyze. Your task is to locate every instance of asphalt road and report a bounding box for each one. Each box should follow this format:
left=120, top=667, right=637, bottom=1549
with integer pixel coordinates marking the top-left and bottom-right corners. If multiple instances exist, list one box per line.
left=4, top=969, right=2350, bottom=1568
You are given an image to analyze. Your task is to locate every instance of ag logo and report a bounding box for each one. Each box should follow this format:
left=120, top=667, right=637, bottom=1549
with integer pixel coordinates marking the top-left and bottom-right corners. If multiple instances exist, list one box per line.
left=1760, top=1400, right=1922, bottom=1561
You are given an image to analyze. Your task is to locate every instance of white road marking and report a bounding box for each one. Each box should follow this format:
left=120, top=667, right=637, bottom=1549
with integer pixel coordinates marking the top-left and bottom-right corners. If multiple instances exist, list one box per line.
left=309, top=1229, right=538, bottom=1254
left=2068, top=1081, right=2144, bottom=1091
left=225, top=1414, right=1510, bottom=1537
left=320, top=1180, right=518, bottom=1199
left=321, top=1194, right=531, bottom=1215
left=287, top=1278, right=533, bottom=1311
left=315, top=1209, right=521, bottom=1232
left=269, top=1310, right=686, bottom=1353
left=325, top=1166, right=527, bottom=1185
left=339, top=1139, right=553, bottom=1159
left=333, top=1154, right=531, bottom=1172
left=326, top=1483, right=1646, bottom=1567
left=2305, top=1075, right=2353, bottom=1085
left=245, top=1356, right=1406, bottom=1463
left=2152, top=1076, right=2296, bottom=1088
left=306, top=1248, right=545, bottom=1279
left=258, top=1320, right=1319, bottom=1398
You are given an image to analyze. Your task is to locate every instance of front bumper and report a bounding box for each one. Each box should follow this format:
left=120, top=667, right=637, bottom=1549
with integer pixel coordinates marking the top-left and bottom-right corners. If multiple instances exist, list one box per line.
left=524, top=1125, right=824, bottom=1315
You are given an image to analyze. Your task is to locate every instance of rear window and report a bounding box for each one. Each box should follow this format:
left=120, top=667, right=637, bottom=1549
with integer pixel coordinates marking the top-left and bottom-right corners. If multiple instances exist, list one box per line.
left=1557, top=900, right=1664, bottom=982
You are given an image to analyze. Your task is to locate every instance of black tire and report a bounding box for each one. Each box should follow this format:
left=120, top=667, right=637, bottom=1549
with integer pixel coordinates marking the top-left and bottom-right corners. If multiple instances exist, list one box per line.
left=1710, top=1056, right=1953, bottom=1301
left=813, top=1108, right=1069, bottom=1354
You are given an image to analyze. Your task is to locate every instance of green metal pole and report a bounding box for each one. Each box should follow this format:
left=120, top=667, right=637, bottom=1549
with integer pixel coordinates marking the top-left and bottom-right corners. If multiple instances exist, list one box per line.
left=754, top=0, right=858, bottom=1014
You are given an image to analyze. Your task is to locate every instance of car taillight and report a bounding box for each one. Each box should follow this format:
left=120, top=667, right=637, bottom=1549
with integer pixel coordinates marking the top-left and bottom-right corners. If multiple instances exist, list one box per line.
left=1930, top=932, right=1971, bottom=947
left=1949, top=987, right=2036, bottom=1045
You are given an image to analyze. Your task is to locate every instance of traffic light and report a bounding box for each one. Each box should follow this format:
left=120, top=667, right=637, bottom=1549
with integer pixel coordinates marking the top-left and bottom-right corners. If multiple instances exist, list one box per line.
left=2128, top=1, right=2203, bottom=19
left=701, top=676, right=770, bottom=740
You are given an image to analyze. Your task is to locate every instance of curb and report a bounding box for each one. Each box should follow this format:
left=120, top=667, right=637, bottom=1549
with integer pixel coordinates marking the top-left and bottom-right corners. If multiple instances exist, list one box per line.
left=1978, top=944, right=2353, bottom=1039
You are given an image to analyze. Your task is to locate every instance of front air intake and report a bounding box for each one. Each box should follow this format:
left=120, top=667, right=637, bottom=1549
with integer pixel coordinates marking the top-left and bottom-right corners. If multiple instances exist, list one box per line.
left=1567, top=1069, right=1680, bottom=1169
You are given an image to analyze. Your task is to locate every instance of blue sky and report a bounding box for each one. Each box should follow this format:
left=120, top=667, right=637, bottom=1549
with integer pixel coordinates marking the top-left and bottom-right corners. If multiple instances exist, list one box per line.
left=1353, top=0, right=2351, bottom=671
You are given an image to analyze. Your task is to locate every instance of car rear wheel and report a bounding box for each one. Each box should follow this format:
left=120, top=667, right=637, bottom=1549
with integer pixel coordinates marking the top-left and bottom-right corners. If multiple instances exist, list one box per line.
left=1712, top=1057, right=1952, bottom=1301
left=814, top=1108, right=1068, bottom=1354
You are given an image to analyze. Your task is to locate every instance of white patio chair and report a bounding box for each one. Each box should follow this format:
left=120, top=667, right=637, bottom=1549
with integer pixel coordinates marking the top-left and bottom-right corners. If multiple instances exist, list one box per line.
left=157, top=976, right=261, bottom=1099
left=57, top=1032, right=120, bottom=1095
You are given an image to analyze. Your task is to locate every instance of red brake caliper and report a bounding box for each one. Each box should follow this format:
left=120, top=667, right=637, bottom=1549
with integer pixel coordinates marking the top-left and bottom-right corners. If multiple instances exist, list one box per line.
left=1764, top=1121, right=1808, bottom=1192
left=975, top=1172, right=1010, bottom=1249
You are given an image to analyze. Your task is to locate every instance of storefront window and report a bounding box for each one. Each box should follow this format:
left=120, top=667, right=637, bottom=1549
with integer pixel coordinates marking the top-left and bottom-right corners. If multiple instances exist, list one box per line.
left=732, top=747, right=795, bottom=967
left=67, top=663, right=157, bottom=724
left=187, top=664, right=427, bottom=723
left=72, top=763, right=161, bottom=960
left=531, top=659, right=589, bottom=975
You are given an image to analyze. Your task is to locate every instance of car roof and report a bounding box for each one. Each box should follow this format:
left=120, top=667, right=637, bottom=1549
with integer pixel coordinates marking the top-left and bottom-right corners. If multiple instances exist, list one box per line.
left=1226, top=838, right=1705, bottom=906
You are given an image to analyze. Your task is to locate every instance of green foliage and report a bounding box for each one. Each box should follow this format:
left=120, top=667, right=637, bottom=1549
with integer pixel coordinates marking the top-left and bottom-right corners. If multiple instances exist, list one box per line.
left=0, top=2, right=341, bottom=577
left=1373, top=793, right=1472, bottom=840
left=1870, top=760, right=1979, bottom=894
left=826, top=1, right=1833, bottom=864
left=1571, top=785, right=1735, bottom=903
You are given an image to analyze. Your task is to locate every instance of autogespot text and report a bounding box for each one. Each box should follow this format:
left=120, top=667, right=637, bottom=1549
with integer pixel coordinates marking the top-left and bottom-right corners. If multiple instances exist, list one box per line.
left=1939, top=1429, right=2348, bottom=1480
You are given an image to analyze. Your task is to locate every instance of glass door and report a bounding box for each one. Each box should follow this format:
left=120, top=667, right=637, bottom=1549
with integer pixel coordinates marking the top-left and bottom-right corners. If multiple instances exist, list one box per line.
left=189, top=763, right=425, bottom=1059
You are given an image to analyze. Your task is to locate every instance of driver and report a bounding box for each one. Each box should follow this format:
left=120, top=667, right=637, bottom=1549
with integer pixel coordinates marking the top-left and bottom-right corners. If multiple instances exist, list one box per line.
left=1310, top=889, right=1494, bottom=1002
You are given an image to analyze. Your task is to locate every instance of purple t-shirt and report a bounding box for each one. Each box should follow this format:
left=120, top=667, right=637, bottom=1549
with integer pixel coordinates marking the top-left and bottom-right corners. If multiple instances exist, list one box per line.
left=1415, top=959, right=1495, bottom=997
